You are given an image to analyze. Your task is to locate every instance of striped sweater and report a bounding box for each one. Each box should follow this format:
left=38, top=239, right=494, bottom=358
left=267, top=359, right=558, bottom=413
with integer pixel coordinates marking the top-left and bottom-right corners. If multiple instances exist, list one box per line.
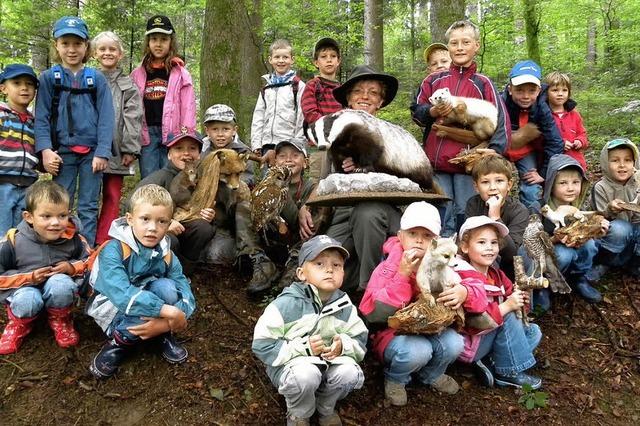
left=252, top=281, right=368, bottom=385
left=301, top=76, right=342, bottom=127
left=0, top=103, right=38, bottom=186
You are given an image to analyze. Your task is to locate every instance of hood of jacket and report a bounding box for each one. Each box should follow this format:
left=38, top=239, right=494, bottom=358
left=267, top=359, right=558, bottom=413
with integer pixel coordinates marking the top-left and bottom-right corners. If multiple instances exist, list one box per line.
left=543, top=153, right=589, bottom=208
left=599, top=138, right=640, bottom=186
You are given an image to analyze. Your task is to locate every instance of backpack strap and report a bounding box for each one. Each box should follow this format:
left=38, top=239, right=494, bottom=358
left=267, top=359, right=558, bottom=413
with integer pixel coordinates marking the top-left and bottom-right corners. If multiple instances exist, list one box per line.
left=261, top=76, right=302, bottom=113
left=50, top=65, right=64, bottom=151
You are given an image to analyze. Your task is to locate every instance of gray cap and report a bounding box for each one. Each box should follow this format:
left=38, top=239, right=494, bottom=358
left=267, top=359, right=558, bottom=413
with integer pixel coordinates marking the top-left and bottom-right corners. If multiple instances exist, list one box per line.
left=298, top=235, right=349, bottom=266
left=203, top=104, right=236, bottom=123
left=275, top=138, right=308, bottom=158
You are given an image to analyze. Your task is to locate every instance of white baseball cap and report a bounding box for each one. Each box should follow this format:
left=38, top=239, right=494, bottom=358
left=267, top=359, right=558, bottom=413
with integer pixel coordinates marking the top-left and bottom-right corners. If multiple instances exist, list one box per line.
left=400, top=202, right=441, bottom=236
left=459, top=215, right=509, bottom=239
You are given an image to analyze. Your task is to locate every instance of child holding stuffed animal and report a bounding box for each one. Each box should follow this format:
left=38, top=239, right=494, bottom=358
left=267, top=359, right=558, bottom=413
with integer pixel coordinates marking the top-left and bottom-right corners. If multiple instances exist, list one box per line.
left=411, top=20, right=509, bottom=237
left=455, top=215, right=542, bottom=390
left=359, top=202, right=466, bottom=406
left=589, top=139, right=640, bottom=280
left=502, top=60, right=564, bottom=213
left=544, top=71, right=589, bottom=171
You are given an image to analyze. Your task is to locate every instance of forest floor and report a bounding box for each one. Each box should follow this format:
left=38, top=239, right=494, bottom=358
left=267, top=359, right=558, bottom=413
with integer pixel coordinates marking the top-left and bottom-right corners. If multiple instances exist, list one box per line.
left=0, top=263, right=639, bottom=425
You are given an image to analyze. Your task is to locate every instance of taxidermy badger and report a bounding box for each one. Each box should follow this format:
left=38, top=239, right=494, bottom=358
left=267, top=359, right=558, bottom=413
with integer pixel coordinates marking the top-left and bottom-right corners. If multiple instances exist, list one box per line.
left=307, top=109, right=436, bottom=192
left=428, top=87, right=498, bottom=140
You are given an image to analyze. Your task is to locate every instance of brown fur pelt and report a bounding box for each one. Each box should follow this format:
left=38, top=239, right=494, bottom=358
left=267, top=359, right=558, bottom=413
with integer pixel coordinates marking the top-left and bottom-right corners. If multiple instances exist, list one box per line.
left=169, top=159, right=199, bottom=209
left=553, top=214, right=607, bottom=247
left=510, top=123, right=541, bottom=150
left=173, top=149, right=250, bottom=223
left=388, top=294, right=464, bottom=335
left=431, top=124, right=485, bottom=146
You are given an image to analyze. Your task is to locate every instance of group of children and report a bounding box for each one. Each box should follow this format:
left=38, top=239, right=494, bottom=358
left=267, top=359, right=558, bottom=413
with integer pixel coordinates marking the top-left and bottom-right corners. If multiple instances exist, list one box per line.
left=0, top=12, right=638, bottom=426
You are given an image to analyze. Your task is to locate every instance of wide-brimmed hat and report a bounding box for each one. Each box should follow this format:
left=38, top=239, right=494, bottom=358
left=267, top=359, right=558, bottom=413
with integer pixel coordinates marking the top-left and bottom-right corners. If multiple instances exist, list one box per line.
left=333, top=64, right=398, bottom=108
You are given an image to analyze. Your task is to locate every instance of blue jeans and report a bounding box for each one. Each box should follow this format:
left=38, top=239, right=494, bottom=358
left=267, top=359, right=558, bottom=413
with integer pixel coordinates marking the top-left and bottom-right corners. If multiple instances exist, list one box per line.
left=599, top=219, right=640, bottom=265
left=139, top=126, right=168, bottom=179
left=55, top=148, right=102, bottom=246
left=0, top=183, right=27, bottom=236
left=5, top=274, right=77, bottom=318
left=107, top=278, right=179, bottom=344
left=555, top=239, right=598, bottom=276
left=473, top=312, right=541, bottom=376
left=434, top=172, right=476, bottom=237
left=383, top=328, right=463, bottom=385
left=515, top=153, right=542, bottom=212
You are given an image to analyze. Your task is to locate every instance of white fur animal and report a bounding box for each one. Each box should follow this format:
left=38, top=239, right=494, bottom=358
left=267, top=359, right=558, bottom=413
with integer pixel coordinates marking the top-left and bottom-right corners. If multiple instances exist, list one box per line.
left=428, top=87, right=498, bottom=140
left=415, top=235, right=461, bottom=306
left=540, top=204, right=591, bottom=230
left=306, top=109, right=436, bottom=191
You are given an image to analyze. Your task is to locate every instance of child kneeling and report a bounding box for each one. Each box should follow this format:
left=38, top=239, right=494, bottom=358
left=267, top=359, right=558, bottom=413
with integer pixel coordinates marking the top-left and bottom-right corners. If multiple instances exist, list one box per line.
left=456, top=216, right=542, bottom=389
left=0, top=181, right=90, bottom=354
left=359, top=202, right=464, bottom=406
left=87, top=184, right=195, bottom=379
left=253, top=235, right=367, bottom=426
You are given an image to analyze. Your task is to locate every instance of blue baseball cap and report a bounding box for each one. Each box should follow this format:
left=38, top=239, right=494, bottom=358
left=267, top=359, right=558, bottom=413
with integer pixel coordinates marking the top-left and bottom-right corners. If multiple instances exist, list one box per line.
left=53, top=16, right=89, bottom=40
left=509, top=60, right=541, bottom=87
left=166, top=128, right=203, bottom=150
left=0, top=64, right=38, bottom=87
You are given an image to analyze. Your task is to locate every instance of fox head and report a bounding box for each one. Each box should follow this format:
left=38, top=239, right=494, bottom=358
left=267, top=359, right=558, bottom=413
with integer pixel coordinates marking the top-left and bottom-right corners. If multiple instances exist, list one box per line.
left=216, top=151, right=249, bottom=190
left=429, top=234, right=458, bottom=268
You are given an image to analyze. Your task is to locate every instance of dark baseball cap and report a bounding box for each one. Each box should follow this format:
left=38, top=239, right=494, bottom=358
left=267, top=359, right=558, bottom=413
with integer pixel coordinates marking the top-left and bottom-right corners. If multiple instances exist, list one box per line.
left=145, top=15, right=174, bottom=36
left=298, top=235, right=349, bottom=266
left=314, top=37, right=340, bottom=56
left=166, top=128, right=203, bottom=149
left=0, top=64, right=39, bottom=87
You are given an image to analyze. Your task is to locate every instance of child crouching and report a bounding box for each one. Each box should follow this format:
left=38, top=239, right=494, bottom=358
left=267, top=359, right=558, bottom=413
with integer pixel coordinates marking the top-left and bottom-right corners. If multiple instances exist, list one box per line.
left=87, top=184, right=195, bottom=378
left=253, top=235, right=366, bottom=426
left=455, top=216, right=542, bottom=389
left=359, top=202, right=464, bottom=406
left=0, top=181, right=90, bottom=354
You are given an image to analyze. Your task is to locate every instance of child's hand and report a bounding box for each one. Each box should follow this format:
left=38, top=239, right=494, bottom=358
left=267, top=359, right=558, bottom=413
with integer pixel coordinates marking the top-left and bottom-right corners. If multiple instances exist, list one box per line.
left=160, top=305, right=187, bottom=332
left=563, top=140, right=573, bottom=151
left=436, top=284, right=468, bottom=309
left=600, top=218, right=610, bottom=234
left=92, top=156, right=108, bottom=173
left=122, top=154, right=136, bottom=167
left=42, top=149, right=62, bottom=176
left=558, top=234, right=579, bottom=248
left=609, top=199, right=625, bottom=213
left=298, top=205, right=316, bottom=240
left=31, top=266, right=53, bottom=284
left=485, top=194, right=503, bottom=220
left=321, top=335, right=343, bottom=361
left=341, top=157, right=356, bottom=173
left=199, top=208, right=215, bottom=222
left=573, top=140, right=583, bottom=150
left=309, top=334, right=325, bottom=356
left=262, top=149, right=276, bottom=166
left=398, top=248, right=422, bottom=277
left=127, top=317, right=171, bottom=339
left=168, top=219, right=185, bottom=235
left=430, top=102, right=453, bottom=118
left=506, top=289, right=525, bottom=311
left=49, top=261, right=74, bottom=276
left=522, top=169, right=544, bottom=184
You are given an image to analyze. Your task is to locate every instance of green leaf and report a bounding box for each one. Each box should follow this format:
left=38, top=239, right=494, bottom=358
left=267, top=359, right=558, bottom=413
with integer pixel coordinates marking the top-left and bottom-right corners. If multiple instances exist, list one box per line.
left=209, top=387, right=225, bottom=401
left=522, top=383, right=534, bottom=393
left=526, top=398, right=535, bottom=410
left=244, top=389, right=253, bottom=402
left=534, top=392, right=548, bottom=407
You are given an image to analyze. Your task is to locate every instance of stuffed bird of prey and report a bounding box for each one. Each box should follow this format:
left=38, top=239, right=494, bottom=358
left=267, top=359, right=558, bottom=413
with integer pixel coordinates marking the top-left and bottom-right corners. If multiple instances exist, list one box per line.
left=251, top=165, right=292, bottom=234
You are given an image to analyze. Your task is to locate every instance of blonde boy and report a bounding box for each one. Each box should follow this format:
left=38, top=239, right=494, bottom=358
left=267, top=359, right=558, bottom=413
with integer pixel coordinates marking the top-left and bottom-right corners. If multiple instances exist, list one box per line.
left=253, top=235, right=367, bottom=426
left=423, top=42, right=451, bottom=74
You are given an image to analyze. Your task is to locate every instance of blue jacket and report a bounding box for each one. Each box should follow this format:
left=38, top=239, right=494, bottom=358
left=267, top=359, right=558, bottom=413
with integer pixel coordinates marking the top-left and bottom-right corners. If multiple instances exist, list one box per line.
left=86, top=217, right=195, bottom=331
left=34, top=66, right=114, bottom=159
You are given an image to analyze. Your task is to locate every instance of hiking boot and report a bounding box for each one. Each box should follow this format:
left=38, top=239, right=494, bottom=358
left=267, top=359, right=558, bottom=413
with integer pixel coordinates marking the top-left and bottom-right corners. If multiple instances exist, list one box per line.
left=246, top=253, right=278, bottom=296
left=431, top=374, right=460, bottom=394
left=572, top=276, right=602, bottom=304
left=473, top=359, right=494, bottom=387
left=46, top=306, right=79, bottom=348
left=286, top=415, right=310, bottom=426
left=495, top=371, right=542, bottom=390
left=276, top=258, right=299, bottom=289
left=89, top=332, right=134, bottom=379
left=318, top=411, right=342, bottom=426
left=160, top=333, right=188, bottom=364
left=0, top=307, right=37, bottom=355
left=384, top=379, right=407, bottom=406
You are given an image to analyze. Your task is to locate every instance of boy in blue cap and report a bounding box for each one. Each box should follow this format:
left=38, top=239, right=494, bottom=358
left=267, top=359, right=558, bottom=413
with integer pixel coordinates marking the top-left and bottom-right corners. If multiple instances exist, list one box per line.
left=503, top=60, right=563, bottom=213
left=0, top=64, right=39, bottom=235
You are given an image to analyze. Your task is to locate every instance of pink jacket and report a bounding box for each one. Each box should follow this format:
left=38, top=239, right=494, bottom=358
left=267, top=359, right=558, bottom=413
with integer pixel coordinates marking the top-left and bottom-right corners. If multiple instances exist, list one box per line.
left=130, top=58, right=196, bottom=147
left=454, top=258, right=513, bottom=363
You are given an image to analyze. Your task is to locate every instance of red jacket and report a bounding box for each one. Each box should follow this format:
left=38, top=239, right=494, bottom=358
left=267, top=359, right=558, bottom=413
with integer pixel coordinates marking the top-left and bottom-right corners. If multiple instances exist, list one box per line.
left=551, top=108, right=588, bottom=171
left=411, top=63, right=510, bottom=174
left=301, top=76, right=342, bottom=128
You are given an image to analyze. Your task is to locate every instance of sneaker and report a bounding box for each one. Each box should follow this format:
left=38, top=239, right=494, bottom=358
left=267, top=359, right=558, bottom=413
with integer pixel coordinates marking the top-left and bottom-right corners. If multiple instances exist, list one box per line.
left=430, top=374, right=460, bottom=394
left=318, top=412, right=342, bottom=426
left=160, top=333, right=188, bottom=364
left=573, top=277, right=602, bottom=304
left=494, top=372, right=542, bottom=390
left=286, top=415, right=310, bottom=426
left=473, top=359, right=494, bottom=387
left=384, top=379, right=407, bottom=406
left=246, top=253, right=279, bottom=296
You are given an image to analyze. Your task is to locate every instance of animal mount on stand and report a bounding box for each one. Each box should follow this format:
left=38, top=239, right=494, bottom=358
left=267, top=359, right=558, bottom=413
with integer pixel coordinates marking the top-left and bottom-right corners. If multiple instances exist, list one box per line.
left=552, top=214, right=607, bottom=247
left=428, top=88, right=498, bottom=140
left=513, top=255, right=548, bottom=325
left=387, top=236, right=464, bottom=335
left=251, top=165, right=292, bottom=237
left=173, top=149, right=250, bottom=223
left=448, top=142, right=501, bottom=174
left=522, top=214, right=572, bottom=294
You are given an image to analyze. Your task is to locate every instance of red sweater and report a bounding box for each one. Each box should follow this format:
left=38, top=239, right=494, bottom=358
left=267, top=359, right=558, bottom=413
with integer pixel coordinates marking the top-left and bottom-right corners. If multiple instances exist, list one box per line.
left=301, top=76, right=342, bottom=128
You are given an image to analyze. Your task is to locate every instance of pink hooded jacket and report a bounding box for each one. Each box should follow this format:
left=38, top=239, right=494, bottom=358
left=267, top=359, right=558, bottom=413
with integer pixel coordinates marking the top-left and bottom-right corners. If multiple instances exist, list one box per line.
left=130, top=58, right=196, bottom=147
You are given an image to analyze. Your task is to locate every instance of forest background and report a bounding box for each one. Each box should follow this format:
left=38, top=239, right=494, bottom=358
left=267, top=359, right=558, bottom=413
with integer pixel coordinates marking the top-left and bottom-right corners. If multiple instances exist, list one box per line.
left=0, top=0, right=638, bottom=151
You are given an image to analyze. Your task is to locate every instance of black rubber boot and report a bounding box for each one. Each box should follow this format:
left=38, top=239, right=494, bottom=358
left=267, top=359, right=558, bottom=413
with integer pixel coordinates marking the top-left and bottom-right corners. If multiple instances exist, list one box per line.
left=89, top=332, right=135, bottom=379
left=160, top=333, right=188, bottom=364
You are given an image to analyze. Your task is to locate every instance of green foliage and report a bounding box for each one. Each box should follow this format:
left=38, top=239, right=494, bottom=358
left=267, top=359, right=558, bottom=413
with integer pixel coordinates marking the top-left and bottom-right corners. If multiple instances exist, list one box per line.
left=518, top=383, right=549, bottom=410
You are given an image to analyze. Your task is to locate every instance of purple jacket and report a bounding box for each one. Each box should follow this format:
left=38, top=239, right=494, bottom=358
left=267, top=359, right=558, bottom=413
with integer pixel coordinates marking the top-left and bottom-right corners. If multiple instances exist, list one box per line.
left=130, top=59, right=196, bottom=147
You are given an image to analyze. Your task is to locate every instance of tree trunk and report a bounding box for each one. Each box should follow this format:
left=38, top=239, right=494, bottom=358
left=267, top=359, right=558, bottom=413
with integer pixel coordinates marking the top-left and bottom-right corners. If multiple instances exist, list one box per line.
left=522, top=0, right=541, bottom=65
left=586, top=17, right=597, bottom=70
left=364, top=0, right=384, bottom=70
left=200, top=0, right=263, bottom=140
left=429, top=0, right=465, bottom=42
left=601, top=0, right=620, bottom=66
